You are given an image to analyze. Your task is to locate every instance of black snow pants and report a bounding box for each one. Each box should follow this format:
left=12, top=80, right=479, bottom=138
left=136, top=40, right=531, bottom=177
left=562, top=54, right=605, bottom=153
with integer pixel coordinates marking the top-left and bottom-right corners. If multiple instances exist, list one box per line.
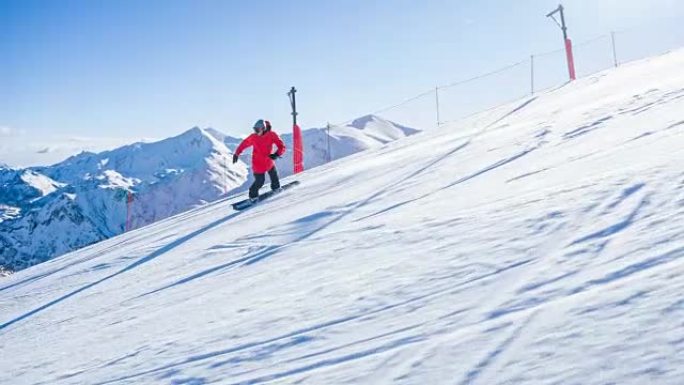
left=249, top=166, right=280, bottom=198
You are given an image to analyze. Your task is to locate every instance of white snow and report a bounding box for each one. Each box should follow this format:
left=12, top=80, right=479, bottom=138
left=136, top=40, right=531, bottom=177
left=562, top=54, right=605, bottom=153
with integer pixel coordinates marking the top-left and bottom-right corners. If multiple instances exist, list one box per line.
left=0, top=205, right=21, bottom=223
left=19, top=170, right=64, bottom=197
left=0, top=169, right=64, bottom=202
left=1, top=49, right=684, bottom=384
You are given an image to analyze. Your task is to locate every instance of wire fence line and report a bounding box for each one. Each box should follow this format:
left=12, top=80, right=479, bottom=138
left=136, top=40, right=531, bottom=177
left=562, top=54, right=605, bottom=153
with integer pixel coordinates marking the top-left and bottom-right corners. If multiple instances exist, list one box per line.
left=440, top=59, right=529, bottom=90
left=330, top=59, right=530, bottom=128
left=327, top=22, right=683, bottom=136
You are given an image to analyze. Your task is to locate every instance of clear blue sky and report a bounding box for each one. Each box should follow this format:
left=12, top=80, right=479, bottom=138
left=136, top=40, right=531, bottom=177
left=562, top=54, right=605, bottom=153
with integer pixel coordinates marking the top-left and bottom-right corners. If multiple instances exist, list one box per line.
left=2, top=0, right=683, bottom=143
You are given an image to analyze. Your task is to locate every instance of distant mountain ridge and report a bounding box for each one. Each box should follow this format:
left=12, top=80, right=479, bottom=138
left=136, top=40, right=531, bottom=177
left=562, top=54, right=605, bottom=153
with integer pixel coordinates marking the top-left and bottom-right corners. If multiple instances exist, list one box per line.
left=0, top=127, right=246, bottom=271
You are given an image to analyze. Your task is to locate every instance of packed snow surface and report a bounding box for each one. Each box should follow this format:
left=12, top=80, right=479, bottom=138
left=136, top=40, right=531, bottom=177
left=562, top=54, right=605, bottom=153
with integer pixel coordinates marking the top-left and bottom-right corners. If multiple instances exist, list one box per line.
left=1, top=50, right=684, bottom=384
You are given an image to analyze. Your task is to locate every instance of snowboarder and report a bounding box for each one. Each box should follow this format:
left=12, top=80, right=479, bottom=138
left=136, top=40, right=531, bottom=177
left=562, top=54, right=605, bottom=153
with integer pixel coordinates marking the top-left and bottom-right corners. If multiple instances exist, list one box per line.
left=233, top=119, right=286, bottom=202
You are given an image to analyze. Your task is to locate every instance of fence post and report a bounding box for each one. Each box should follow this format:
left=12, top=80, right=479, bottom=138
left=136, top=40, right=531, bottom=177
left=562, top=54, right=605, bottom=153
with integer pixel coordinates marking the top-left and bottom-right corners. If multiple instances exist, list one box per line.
left=611, top=31, right=618, bottom=67
left=530, top=55, right=535, bottom=95
left=435, top=86, right=440, bottom=128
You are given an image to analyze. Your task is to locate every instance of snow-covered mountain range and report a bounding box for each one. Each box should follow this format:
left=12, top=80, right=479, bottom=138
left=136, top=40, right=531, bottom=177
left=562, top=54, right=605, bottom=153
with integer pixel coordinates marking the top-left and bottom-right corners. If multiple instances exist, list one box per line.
left=0, top=116, right=419, bottom=272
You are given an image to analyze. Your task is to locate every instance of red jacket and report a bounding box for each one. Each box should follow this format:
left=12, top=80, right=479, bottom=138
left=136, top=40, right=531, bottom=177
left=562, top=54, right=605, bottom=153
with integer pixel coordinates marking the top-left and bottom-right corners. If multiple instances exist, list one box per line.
left=235, top=131, right=286, bottom=173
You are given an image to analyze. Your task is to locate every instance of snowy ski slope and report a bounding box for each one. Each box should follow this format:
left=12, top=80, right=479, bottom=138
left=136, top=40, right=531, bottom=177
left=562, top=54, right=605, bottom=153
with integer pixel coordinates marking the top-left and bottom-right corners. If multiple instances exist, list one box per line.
left=1, top=49, right=684, bottom=384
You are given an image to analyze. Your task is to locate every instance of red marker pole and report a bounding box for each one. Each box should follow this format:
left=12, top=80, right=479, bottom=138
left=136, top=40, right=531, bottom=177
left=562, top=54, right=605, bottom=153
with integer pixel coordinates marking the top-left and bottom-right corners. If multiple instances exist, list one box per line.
left=565, top=38, right=576, bottom=80
left=547, top=4, right=576, bottom=81
left=288, top=86, right=304, bottom=174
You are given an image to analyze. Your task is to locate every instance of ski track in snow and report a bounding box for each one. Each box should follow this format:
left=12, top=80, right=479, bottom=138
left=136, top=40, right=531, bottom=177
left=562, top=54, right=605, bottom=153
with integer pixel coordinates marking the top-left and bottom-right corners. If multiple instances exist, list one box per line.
left=2, top=50, right=684, bottom=385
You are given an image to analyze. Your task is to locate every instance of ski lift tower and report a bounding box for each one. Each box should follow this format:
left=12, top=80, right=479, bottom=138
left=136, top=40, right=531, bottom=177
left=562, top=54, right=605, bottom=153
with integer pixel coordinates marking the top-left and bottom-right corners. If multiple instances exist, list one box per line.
left=546, top=4, right=576, bottom=81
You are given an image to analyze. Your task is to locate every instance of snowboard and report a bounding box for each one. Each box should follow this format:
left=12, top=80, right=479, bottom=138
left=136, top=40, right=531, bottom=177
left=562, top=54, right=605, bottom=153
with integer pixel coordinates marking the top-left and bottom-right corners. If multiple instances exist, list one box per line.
left=231, top=181, right=300, bottom=211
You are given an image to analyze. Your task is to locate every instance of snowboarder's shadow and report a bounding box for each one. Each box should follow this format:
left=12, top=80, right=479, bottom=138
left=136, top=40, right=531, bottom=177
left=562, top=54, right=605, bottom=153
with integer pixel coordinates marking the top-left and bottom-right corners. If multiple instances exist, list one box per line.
left=0, top=211, right=240, bottom=331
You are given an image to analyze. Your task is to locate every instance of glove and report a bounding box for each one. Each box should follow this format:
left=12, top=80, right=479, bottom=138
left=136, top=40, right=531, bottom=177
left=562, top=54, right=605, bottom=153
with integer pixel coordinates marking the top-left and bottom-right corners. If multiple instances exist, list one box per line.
left=269, top=153, right=280, bottom=160
left=232, top=154, right=238, bottom=164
